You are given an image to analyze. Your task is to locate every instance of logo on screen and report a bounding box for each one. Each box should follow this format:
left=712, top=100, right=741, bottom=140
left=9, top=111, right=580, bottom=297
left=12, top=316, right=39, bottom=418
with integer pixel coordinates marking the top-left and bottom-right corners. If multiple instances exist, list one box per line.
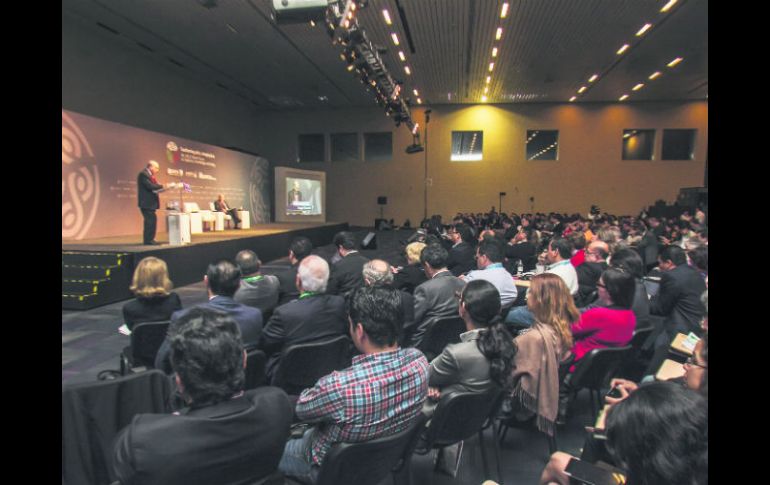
left=166, top=141, right=181, bottom=164
left=62, top=111, right=100, bottom=240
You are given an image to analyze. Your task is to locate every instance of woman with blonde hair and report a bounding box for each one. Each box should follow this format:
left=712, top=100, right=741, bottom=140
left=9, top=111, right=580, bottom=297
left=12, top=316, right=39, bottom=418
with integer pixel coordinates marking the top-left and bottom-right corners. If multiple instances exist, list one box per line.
left=505, top=273, right=577, bottom=436
left=393, top=241, right=428, bottom=294
left=122, top=257, right=182, bottom=330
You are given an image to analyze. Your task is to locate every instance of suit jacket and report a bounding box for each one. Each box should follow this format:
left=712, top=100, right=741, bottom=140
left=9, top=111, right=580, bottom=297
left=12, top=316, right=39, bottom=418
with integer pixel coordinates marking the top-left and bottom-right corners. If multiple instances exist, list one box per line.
left=258, top=293, right=348, bottom=378
left=575, top=262, right=607, bottom=307
left=650, top=264, right=706, bottom=340
left=393, top=263, right=428, bottom=294
left=447, top=242, right=476, bottom=276
left=327, top=252, right=370, bottom=297
left=409, top=270, right=466, bottom=347
left=137, top=169, right=162, bottom=210
left=234, top=275, right=280, bottom=316
left=122, top=292, right=182, bottom=331
left=505, top=241, right=537, bottom=272
left=274, top=264, right=300, bottom=306
left=637, top=231, right=660, bottom=267
left=213, top=200, right=230, bottom=212
left=112, top=387, right=292, bottom=485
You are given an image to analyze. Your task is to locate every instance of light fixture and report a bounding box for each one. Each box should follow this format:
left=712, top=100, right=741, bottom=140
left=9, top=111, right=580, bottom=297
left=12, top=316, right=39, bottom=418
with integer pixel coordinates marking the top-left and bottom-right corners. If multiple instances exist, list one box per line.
left=484, top=86, right=489, bottom=94
left=486, top=76, right=491, bottom=84
left=489, top=62, right=495, bottom=72
left=636, top=23, right=652, bottom=36
left=412, top=123, right=419, bottom=135
left=578, top=86, right=587, bottom=94
left=309, top=20, right=315, bottom=28
left=588, top=74, right=598, bottom=83
left=495, top=27, right=503, bottom=40
left=649, top=71, right=662, bottom=80
left=619, top=94, right=629, bottom=101
left=382, top=9, right=392, bottom=25
left=667, top=57, right=683, bottom=67
left=417, top=98, right=422, bottom=104
left=481, top=95, right=488, bottom=102
left=569, top=96, right=577, bottom=102
left=617, top=44, right=630, bottom=55
left=632, top=83, right=644, bottom=91
left=404, top=66, right=411, bottom=75
left=501, top=2, right=509, bottom=18
left=347, top=64, right=354, bottom=71
left=661, top=0, right=678, bottom=13
left=492, top=47, right=498, bottom=57
left=398, top=51, right=406, bottom=61
left=413, top=89, right=419, bottom=96
left=391, top=33, right=400, bottom=45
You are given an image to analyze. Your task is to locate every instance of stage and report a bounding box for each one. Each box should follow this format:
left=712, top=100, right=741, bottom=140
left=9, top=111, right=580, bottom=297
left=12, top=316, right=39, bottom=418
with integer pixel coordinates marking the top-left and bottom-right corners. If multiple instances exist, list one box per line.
left=62, top=221, right=349, bottom=309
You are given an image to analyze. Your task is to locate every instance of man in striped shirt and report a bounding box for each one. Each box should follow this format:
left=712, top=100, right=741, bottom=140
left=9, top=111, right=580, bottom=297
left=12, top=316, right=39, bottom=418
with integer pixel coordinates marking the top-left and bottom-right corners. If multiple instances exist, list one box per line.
left=278, top=286, right=429, bottom=482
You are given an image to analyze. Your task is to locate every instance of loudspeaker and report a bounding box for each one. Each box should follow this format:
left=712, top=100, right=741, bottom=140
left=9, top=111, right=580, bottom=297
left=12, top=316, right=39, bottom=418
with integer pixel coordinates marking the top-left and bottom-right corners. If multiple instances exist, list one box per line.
left=377, top=196, right=388, bottom=205
left=361, top=232, right=377, bottom=250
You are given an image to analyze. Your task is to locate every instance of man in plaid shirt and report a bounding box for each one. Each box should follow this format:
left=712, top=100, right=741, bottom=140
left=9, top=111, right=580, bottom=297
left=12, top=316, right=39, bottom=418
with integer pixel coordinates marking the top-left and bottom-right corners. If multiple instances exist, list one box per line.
left=278, top=286, right=429, bottom=481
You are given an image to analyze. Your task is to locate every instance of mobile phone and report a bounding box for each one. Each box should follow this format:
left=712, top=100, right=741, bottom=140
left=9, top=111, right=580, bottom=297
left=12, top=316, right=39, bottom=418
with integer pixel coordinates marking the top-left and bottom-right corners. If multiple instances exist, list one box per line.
left=606, top=386, right=622, bottom=399
left=565, top=458, right=627, bottom=485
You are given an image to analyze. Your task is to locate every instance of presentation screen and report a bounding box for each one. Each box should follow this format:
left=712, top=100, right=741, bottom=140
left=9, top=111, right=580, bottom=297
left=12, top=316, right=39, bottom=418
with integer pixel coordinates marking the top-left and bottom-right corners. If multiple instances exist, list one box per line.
left=274, top=167, right=326, bottom=223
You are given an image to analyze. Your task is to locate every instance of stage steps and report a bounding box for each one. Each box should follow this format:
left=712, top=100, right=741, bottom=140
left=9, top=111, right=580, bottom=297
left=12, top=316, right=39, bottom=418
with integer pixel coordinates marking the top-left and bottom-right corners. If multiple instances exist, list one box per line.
left=62, top=251, right=134, bottom=310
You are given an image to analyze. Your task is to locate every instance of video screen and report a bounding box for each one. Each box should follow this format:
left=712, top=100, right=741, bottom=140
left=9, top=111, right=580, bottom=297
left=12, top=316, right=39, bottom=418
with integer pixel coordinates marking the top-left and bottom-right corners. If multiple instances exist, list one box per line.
left=286, top=177, right=322, bottom=216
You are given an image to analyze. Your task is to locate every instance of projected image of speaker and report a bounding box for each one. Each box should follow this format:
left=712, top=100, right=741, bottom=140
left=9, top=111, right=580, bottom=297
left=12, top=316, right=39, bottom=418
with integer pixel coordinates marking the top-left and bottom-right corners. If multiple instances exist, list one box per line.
left=361, top=232, right=377, bottom=250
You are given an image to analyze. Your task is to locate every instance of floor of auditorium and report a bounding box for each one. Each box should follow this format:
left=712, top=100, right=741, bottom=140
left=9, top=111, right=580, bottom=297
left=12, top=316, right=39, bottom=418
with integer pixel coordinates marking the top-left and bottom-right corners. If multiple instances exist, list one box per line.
left=62, top=228, right=598, bottom=484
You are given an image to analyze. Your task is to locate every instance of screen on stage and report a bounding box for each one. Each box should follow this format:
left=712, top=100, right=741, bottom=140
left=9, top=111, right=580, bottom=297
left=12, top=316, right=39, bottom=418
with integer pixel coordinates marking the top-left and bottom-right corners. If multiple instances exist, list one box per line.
left=274, top=167, right=326, bottom=223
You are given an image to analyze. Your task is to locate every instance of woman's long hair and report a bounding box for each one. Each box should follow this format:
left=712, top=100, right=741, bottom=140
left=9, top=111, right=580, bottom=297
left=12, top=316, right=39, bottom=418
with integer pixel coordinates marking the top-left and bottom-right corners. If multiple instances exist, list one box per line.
left=527, top=273, right=578, bottom=349
left=461, top=280, right=516, bottom=388
left=130, top=256, right=173, bottom=298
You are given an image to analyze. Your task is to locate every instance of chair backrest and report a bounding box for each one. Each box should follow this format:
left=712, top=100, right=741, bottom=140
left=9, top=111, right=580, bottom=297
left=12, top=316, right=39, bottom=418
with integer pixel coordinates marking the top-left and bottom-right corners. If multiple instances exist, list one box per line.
left=209, top=202, right=216, bottom=211
left=421, top=387, right=503, bottom=449
left=272, top=335, right=353, bottom=395
left=569, top=346, right=633, bottom=391
left=417, top=316, right=466, bottom=361
left=183, top=202, right=200, bottom=213
left=130, top=321, right=171, bottom=368
left=628, top=326, right=654, bottom=352
left=315, top=413, right=427, bottom=485
left=244, top=349, right=267, bottom=390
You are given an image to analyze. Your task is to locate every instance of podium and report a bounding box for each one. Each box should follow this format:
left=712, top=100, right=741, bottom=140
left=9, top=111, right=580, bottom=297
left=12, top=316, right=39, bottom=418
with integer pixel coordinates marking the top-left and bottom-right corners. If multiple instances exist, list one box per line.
left=167, top=212, right=191, bottom=245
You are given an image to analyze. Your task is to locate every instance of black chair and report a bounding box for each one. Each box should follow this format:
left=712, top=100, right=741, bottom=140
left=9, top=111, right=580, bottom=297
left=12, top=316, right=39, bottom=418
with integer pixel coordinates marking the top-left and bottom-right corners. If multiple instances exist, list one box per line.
left=568, top=346, right=633, bottom=417
left=414, top=387, right=505, bottom=484
left=312, top=413, right=427, bottom=485
left=272, top=335, right=353, bottom=396
left=120, top=320, right=170, bottom=375
left=617, top=326, right=655, bottom=381
left=416, top=317, right=466, bottom=361
left=244, top=349, right=267, bottom=390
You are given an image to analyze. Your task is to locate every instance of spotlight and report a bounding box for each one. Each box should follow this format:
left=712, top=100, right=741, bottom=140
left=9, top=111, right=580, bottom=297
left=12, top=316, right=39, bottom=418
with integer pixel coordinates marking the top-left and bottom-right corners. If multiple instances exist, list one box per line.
left=406, top=143, right=424, bottom=154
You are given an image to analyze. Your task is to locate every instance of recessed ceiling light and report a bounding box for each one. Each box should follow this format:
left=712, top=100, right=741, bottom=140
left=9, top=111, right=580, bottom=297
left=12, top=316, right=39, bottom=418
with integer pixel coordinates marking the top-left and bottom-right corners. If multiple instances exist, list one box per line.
left=619, top=94, right=629, bottom=101
left=578, top=86, right=587, bottom=94
left=617, top=44, right=630, bottom=55
left=588, top=74, right=598, bottom=83
left=382, top=9, right=392, bottom=25
left=486, top=76, right=491, bottom=84
left=413, top=89, right=419, bottom=96
left=492, top=47, right=498, bottom=57
left=489, top=62, right=495, bottom=72
left=501, top=2, right=509, bottom=18
left=649, top=71, right=662, bottom=80
left=481, top=95, right=488, bottom=102
left=496, top=27, right=503, bottom=40
left=660, top=0, right=678, bottom=13
left=417, top=98, right=422, bottom=104
left=307, top=21, right=314, bottom=28
left=667, top=57, right=683, bottom=67
left=484, top=86, right=489, bottom=94
left=347, top=64, right=354, bottom=71
left=398, top=51, right=406, bottom=61
left=404, top=66, right=411, bottom=75
left=636, top=23, right=652, bottom=36
left=569, top=96, right=577, bottom=102
left=391, top=33, right=400, bottom=45
left=632, top=83, right=644, bottom=91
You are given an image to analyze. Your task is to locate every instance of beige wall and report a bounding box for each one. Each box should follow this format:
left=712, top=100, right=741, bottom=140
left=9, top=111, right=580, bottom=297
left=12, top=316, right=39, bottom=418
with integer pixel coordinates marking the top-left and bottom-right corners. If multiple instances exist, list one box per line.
left=258, top=101, right=708, bottom=226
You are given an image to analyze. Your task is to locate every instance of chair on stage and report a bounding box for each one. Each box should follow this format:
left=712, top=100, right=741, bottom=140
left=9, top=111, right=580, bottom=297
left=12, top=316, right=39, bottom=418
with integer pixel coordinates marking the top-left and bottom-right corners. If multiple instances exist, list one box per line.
left=209, top=202, right=231, bottom=230
left=183, top=202, right=215, bottom=233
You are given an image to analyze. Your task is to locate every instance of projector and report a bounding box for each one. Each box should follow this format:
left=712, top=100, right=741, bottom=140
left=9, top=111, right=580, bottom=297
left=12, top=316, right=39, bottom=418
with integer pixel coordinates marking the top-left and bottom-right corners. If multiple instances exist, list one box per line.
left=272, top=0, right=328, bottom=24
left=405, top=144, right=425, bottom=154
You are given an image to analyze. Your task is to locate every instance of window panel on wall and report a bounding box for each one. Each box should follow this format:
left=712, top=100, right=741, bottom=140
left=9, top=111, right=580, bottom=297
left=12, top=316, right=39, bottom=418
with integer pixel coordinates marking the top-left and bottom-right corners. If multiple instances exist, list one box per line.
left=662, top=129, right=697, bottom=160
left=330, top=133, right=359, bottom=161
left=297, top=134, right=325, bottom=162
left=526, top=130, right=559, bottom=160
left=451, top=131, right=483, bottom=161
left=622, top=129, right=655, bottom=160
left=364, top=132, right=393, bottom=161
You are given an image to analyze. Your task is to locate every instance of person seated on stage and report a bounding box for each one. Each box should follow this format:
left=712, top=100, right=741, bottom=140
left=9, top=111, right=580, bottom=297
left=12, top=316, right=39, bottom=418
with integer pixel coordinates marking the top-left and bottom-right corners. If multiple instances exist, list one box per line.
left=392, top=241, right=428, bottom=294
left=113, top=307, right=293, bottom=485
left=122, top=256, right=182, bottom=332
left=214, top=193, right=241, bottom=229
left=258, top=255, right=348, bottom=382
left=461, top=237, right=518, bottom=311
left=155, top=260, right=263, bottom=372
left=326, top=231, right=370, bottom=298
left=270, top=236, right=314, bottom=306
left=362, top=259, right=415, bottom=345
left=233, top=250, right=280, bottom=317
left=278, top=286, right=429, bottom=483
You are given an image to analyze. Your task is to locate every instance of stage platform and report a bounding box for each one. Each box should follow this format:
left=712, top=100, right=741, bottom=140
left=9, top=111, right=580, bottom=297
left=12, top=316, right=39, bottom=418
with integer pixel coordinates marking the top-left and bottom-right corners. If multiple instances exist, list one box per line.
left=62, top=222, right=348, bottom=310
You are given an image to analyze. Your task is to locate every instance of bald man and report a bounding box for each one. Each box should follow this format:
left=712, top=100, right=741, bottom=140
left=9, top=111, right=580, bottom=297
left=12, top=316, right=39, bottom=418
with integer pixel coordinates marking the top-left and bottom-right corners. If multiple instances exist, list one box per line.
left=575, top=240, right=610, bottom=306
left=137, top=160, right=170, bottom=245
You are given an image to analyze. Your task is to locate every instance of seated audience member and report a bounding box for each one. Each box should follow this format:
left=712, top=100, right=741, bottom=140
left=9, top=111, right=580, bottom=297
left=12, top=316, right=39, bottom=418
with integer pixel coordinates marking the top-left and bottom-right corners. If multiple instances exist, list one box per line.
left=393, top=241, right=428, bottom=294
left=213, top=193, right=241, bottom=228
left=122, top=256, right=182, bottom=331
left=274, top=236, right=313, bottom=306
left=155, top=260, right=263, bottom=372
left=568, top=230, right=588, bottom=268
left=446, top=223, right=477, bottom=276
left=278, top=286, right=429, bottom=482
left=540, top=381, right=707, bottom=485
left=462, top=238, right=518, bottom=310
left=425, top=280, right=516, bottom=416
left=687, top=244, right=708, bottom=281
left=506, top=274, right=576, bottom=435
left=113, top=307, right=293, bottom=485
left=327, top=231, right=370, bottom=298
left=602, top=248, right=650, bottom=329
left=233, top=250, right=280, bottom=316
left=363, top=259, right=415, bottom=341
left=409, top=244, right=466, bottom=347
left=258, top=255, right=348, bottom=381
left=504, top=227, right=538, bottom=273
left=574, top=240, right=610, bottom=307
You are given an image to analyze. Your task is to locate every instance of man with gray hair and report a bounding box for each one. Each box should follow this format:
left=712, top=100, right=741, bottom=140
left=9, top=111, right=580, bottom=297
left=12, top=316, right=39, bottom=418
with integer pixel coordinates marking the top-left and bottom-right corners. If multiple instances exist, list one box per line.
left=258, top=255, right=348, bottom=381
left=362, top=259, right=415, bottom=344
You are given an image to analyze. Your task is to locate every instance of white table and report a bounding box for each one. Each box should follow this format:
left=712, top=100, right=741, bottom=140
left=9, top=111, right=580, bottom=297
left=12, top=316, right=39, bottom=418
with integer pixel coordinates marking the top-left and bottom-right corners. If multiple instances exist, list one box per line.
left=237, top=210, right=250, bottom=229
left=167, top=213, right=191, bottom=245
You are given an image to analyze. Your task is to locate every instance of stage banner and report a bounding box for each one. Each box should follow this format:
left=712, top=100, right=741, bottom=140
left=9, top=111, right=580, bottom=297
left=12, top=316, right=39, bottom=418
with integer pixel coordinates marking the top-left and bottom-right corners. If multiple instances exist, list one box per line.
left=62, top=109, right=271, bottom=240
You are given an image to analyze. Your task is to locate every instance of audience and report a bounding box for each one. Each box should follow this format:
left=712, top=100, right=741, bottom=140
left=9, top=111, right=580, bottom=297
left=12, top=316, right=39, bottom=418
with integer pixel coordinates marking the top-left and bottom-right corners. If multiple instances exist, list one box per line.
left=392, top=241, right=428, bottom=294
left=574, top=240, right=609, bottom=307
left=462, top=237, right=518, bottom=311
left=122, top=256, right=182, bottom=331
left=362, top=259, right=415, bottom=342
left=274, top=236, right=313, bottom=306
left=504, top=226, right=538, bottom=273
left=279, top=286, right=429, bottom=482
left=113, top=307, right=292, bottom=485
left=604, top=248, right=650, bottom=329
left=327, top=231, right=370, bottom=298
left=233, top=250, right=280, bottom=317
left=446, top=223, right=477, bottom=276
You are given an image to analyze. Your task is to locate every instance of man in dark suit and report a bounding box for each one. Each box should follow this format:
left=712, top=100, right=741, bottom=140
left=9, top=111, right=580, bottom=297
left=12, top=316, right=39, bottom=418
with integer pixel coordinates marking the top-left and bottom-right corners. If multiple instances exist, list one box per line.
left=362, top=259, right=415, bottom=344
left=637, top=218, right=662, bottom=273
left=504, top=227, right=538, bottom=273
left=234, top=250, right=280, bottom=317
left=259, top=255, right=348, bottom=380
left=575, top=240, right=610, bottom=307
left=446, top=223, right=476, bottom=276
left=214, top=193, right=241, bottom=229
left=155, top=260, right=263, bottom=371
left=273, top=237, right=313, bottom=306
left=408, top=244, right=466, bottom=347
left=113, top=307, right=292, bottom=485
left=137, top=160, right=172, bottom=245
left=327, top=231, right=370, bottom=298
